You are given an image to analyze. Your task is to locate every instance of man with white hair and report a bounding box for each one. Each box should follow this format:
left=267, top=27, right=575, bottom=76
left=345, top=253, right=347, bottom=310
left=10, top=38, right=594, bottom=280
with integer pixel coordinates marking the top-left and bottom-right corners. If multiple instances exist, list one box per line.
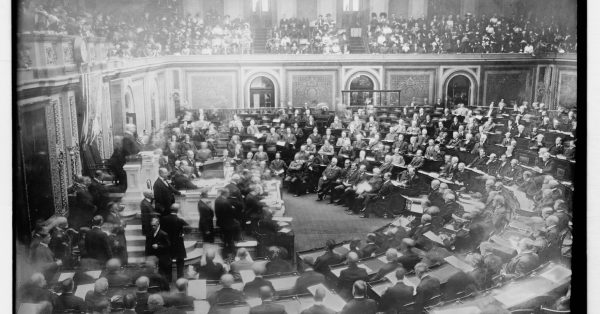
left=503, top=238, right=540, bottom=278
left=122, top=123, right=140, bottom=157
left=337, top=252, right=369, bottom=299
left=84, top=278, right=110, bottom=311
left=414, top=262, right=441, bottom=313
left=537, top=151, right=556, bottom=175
left=372, top=248, right=400, bottom=280
left=207, top=274, right=245, bottom=307
left=316, top=157, right=341, bottom=201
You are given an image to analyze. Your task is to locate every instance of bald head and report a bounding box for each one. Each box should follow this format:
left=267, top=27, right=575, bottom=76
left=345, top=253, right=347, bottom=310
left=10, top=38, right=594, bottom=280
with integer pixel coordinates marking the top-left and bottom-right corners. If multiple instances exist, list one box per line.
left=30, top=273, right=46, bottom=288
left=94, top=278, right=109, bottom=294
left=259, top=286, right=274, bottom=300
left=136, top=276, right=149, bottom=291
left=147, top=294, right=165, bottom=309
left=175, top=278, right=188, bottom=292
left=385, top=248, right=398, bottom=262
left=347, top=251, right=359, bottom=265
left=106, top=258, right=121, bottom=272
left=170, top=203, right=180, bottom=213
left=252, top=262, right=266, bottom=276
left=220, top=274, right=235, bottom=288
left=314, top=286, right=327, bottom=302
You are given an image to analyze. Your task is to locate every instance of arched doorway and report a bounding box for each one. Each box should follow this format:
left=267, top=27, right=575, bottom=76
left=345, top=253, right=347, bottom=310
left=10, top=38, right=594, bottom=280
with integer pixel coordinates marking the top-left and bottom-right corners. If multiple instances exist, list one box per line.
left=446, top=75, right=471, bottom=107
left=349, top=75, right=374, bottom=106
left=124, top=89, right=136, bottom=126
left=249, top=76, right=275, bottom=108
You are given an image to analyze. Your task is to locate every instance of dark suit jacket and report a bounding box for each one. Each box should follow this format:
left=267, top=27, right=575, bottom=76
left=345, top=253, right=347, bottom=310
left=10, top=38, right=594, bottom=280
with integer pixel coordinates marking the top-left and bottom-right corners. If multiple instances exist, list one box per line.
left=396, top=251, right=422, bottom=271
left=160, top=214, right=189, bottom=259
left=379, top=282, right=413, bottom=313
left=140, top=199, right=157, bottom=236
left=250, top=301, right=287, bottom=314
left=172, top=173, right=199, bottom=190
left=122, top=133, right=140, bottom=156
left=145, top=229, right=171, bottom=266
left=314, top=251, right=343, bottom=274
left=414, top=275, right=441, bottom=313
left=165, top=292, right=196, bottom=308
left=85, top=226, right=113, bottom=263
left=207, top=287, right=245, bottom=306
left=135, top=291, right=150, bottom=314
left=301, top=304, right=337, bottom=314
left=427, top=189, right=445, bottom=208
left=214, top=196, right=240, bottom=230
left=505, top=252, right=540, bottom=276
left=295, top=270, right=326, bottom=293
left=54, top=292, right=87, bottom=313
left=197, top=260, right=225, bottom=281
left=338, top=265, right=369, bottom=299
left=243, top=277, right=275, bottom=298
left=198, top=199, right=214, bottom=233
left=340, top=298, right=378, bottom=314
left=104, top=271, right=131, bottom=287
left=265, top=259, right=293, bottom=275
left=153, top=178, right=181, bottom=215
left=359, top=243, right=379, bottom=258
left=372, top=261, right=399, bottom=281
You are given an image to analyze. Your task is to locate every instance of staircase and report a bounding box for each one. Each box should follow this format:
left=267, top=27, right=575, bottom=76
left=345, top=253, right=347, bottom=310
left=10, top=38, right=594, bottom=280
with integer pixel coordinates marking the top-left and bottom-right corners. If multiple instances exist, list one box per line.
left=349, top=37, right=366, bottom=54
left=253, top=28, right=269, bottom=53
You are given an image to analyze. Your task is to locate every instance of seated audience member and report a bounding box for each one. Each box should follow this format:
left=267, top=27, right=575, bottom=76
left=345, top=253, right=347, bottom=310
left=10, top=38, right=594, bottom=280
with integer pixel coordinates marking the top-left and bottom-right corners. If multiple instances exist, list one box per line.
left=230, top=248, right=255, bottom=280
left=300, top=286, right=337, bottom=314
left=378, top=268, right=414, bottom=313
left=359, top=233, right=381, bottom=257
left=413, top=262, right=441, bottom=313
left=165, top=278, right=196, bottom=308
left=104, top=258, right=131, bottom=287
left=265, top=247, right=293, bottom=275
left=133, top=258, right=170, bottom=292
left=243, top=263, right=275, bottom=298
left=340, top=280, right=378, bottom=314
left=249, top=286, right=287, bottom=314
left=207, top=274, right=245, bottom=307
left=134, top=276, right=151, bottom=314
left=55, top=278, right=86, bottom=312
left=314, top=239, right=344, bottom=274
left=371, top=248, right=400, bottom=281
left=122, top=294, right=136, bottom=314
left=148, top=293, right=185, bottom=314
left=295, top=256, right=326, bottom=293
left=337, top=252, right=369, bottom=300
left=502, top=238, right=541, bottom=279
left=85, top=278, right=110, bottom=311
left=196, top=248, right=225, bottom=280
left=19, top=272, right=55, bottom=304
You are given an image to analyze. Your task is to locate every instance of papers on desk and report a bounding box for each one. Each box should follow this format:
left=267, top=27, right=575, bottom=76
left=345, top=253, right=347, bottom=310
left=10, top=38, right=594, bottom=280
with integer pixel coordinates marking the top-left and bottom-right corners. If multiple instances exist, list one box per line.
left=538, top=264, right=572, bottom=284
left=246, top=298, right=262, bottom=307
left=231, top=282, right=244, bottom=291
left=239, top=270, right=256, bottom=284
left=276, top=141, right=286, bottom=146
left=371, top=280, right=393, bottom=296
left=493, top=284, right=540, bottom=308
left=279, top=227, right=292, bottom=234
left=331, top=264, right=373, bottom=277
left=270, top=275, right=298, bottom=291
left=274, top=169, right=285, bottom=175
left=431, top=306, right=482, bottom=314
left=423, top=231, right=445, bottom=246
left=188, top=279, right=207, bottom=299
left=272, top=216, right=293, bottom=222
left=378, top=255, right=390, bottom=264
left=384, top=272, right=398, bottom=284
left=235, top=240, right=258, bottom=247
left=57, top=272, right=75, bottom=282
left=84, top=270, right=102, bottom=279
left=74, top=283, right=94, bottom=299
left=194, top=300, right=211, bottom=314
left=444, top=256, right=474, bottom=273
left=307, top=284, right=346, bottom=312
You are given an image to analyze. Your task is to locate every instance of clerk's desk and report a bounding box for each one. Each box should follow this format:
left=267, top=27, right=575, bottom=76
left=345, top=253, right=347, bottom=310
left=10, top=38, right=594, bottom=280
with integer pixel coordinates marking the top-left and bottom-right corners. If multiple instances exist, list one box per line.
left=427, top=262, right=571, bottom=313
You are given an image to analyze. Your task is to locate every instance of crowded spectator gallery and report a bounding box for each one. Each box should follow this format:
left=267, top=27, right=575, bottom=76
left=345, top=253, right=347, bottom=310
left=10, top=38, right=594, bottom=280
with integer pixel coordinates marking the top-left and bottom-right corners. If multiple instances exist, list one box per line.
left=15, top=0, right=579, bottom=313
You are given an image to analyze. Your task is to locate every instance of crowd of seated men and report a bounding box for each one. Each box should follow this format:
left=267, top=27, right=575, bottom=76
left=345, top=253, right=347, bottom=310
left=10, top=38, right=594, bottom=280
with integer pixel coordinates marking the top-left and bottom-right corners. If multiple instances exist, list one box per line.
left=18, top=0, right=253, bottom=62
left=366, top=11, right=576, bottom=54
left=267, top=14, right=350, bottom=54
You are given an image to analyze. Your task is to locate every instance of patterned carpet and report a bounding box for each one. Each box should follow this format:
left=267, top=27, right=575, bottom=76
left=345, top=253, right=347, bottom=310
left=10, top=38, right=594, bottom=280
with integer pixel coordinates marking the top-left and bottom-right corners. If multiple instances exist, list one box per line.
left=282, top=191, right=392, bottom=252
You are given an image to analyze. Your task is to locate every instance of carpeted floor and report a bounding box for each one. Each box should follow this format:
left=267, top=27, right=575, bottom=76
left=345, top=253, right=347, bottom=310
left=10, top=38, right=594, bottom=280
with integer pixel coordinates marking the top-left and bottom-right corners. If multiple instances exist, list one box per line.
left=282, top=191, right=392, bottom=252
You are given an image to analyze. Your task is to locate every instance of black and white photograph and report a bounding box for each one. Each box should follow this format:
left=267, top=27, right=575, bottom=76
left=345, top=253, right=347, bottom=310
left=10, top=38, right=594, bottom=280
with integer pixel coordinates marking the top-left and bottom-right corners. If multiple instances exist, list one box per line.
left=12, top=0, right=585, bottom=313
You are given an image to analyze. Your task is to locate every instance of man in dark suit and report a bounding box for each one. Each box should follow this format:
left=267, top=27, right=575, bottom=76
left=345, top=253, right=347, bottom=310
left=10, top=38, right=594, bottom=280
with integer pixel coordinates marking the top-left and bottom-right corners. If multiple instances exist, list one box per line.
left=243, top=263, right=275, bottom=298
left=122, top=123, right=141, bottom=157
left=338, top=252, right=369, bottom=300
left=413, top=263, right=441, bottom=313
left=29, top=231, right=62, bottom=280
left=165, top=278, right=196, bottom=308
left=295, top=257, right=326, bottom=294
left=85, top=216, right=112, bottom=265
left=300, top=286, right=337, bottom=314
left=427, top=180, right=445, bottom=208
left=145, top=217, right=173, bottom=282
left=140, top=190, right=158, bottom=237
left=196, top=248, right=225, bottom=280
left=250, top=286, right=287, bottom=314
left=153, top=168, right=182, bottom=216
left=54, top=278, right=87, bottom=313
left=197, top=190, right=215, bottom=243
left=378, top=268, right=414, bottom=314
left=84, top=278, right=110, bottom=311
left=134, top=276, right=150, bottom=314
left=397, top=238, right=422, bottom=271
left=408, top=214, right=435, bottom=251
left=361, top=172, right=395, bottom=218
left=132, top=259, right=170, bottom=292
left=359, top=233, right=380, bottom=258
left=214, top=188, right=241, bottom=257
left=160, top=203, right=190, bottom=280
left=207, top=274, right=245, bottom=307
left=104, top=258, right=131, bottom=287
left=371, top=248, right=400, bottom=281
left=89, top=170, right=110, bottom=215
left=340, top=280, right=378, bottom=314
left=265, top=248, right=294, bottom=275
left=316, top=158, right=342, bottom=201
left=313, top=240, right=344, bottom=274
left=397, top=166, right=422, bottom=191
left=122, top=294, right=137, bottom=314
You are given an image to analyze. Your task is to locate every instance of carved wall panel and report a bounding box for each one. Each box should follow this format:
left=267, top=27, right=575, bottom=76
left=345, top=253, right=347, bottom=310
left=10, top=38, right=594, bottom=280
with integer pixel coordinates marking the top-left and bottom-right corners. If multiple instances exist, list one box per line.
left=483, top=70, right=532, bottom=105
left=188, top=72, right=237, bottom=108
left=288, top=72, right=336, bottom=106
left=558, top=71, right=577, bottom=108
left=46, top=99, right=68, bottom=215
left=68, top=95, right=82, bottom=177
left=386, top=70, right=435, bottom=105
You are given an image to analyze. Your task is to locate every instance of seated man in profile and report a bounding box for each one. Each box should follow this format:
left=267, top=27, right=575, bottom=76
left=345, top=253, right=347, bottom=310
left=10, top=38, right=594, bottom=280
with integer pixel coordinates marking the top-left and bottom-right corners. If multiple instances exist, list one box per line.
left=172, top=165, right=199, bottom=190
left=501, top=238, right=540, bottom=280
left=313, top=239, right=344, bottom=274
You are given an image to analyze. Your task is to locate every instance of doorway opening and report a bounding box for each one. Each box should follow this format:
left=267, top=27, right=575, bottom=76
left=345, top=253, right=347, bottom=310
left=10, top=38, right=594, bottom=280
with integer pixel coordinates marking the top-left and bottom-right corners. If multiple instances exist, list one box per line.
left=446, top=74, right=471, bottom=107
left=250, top=76, right=275, bottom=108
left=348, top=75, right=374, bottom=106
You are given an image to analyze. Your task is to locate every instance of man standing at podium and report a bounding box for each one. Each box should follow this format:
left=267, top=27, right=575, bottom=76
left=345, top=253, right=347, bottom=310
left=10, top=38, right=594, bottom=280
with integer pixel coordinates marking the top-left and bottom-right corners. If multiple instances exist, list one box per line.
left=153, top=168, right=182, bottom=216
